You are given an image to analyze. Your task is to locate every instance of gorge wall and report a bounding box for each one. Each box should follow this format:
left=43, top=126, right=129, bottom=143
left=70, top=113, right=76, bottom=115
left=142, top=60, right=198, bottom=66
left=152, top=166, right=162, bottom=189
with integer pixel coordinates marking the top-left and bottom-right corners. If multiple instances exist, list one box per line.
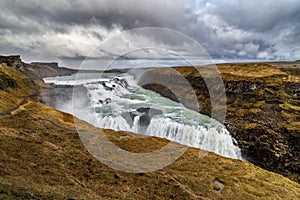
left=141, top=63, right=300, bottom=182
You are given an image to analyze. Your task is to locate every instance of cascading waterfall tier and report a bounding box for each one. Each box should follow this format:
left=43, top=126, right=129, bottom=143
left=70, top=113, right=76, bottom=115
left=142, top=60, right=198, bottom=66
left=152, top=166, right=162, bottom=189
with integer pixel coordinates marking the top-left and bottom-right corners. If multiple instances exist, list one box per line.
left=44, top=72, right=242, bottom=160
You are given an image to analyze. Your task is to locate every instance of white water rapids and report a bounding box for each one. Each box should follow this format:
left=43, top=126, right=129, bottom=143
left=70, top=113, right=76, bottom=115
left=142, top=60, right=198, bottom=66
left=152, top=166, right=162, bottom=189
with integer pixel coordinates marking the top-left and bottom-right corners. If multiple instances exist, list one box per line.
left=44, top=72, right=242, bottom=159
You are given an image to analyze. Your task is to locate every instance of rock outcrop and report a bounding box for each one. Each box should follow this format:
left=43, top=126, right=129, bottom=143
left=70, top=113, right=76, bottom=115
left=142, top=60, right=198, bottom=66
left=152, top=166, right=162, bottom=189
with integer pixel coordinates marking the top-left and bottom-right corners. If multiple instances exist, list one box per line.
left=0, top=55, right=23, bottom=68
left=0, top=55, right=77, bottom=79
left=122, top=107, right=163, bottom=127
left=27, top=61, right=77, bottom=78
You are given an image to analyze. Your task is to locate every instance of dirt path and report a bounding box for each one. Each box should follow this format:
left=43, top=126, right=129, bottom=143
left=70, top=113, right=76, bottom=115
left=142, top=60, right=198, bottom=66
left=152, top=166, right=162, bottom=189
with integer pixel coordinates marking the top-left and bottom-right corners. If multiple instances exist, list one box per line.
left=0, top=99, right=28, bottom=116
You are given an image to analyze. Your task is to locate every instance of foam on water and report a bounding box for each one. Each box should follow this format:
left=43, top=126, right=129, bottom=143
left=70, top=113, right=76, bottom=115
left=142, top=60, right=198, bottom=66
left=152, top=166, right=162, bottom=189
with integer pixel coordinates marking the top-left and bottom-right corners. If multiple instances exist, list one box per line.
left=44, top=72, right=242, bottom=160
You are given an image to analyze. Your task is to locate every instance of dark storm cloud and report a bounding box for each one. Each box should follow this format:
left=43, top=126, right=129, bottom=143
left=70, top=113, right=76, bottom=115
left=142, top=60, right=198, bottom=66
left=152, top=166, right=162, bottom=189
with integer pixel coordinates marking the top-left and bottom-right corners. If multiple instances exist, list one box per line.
left=200, top=0, right=300, bottom=59
left=206, top=0, right=300, bottom=32
left=0, top=0, right=300, bottom=64
left=1, top=0, right=190, bottom=29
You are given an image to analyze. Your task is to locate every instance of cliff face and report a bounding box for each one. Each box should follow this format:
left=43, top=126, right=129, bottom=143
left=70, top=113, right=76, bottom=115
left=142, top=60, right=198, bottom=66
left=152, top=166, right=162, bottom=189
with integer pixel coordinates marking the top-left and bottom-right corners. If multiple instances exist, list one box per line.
left=0, top=55, right=76, bottom=78
left=27, top=62, right=77, bottom=78
left=141, top=63, right=300, bottom=182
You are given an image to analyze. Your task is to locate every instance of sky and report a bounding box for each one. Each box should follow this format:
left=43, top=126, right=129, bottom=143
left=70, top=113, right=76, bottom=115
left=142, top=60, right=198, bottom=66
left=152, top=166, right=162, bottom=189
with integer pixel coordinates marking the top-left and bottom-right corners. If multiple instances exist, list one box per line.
left=0, top=0, right=300, bottom=68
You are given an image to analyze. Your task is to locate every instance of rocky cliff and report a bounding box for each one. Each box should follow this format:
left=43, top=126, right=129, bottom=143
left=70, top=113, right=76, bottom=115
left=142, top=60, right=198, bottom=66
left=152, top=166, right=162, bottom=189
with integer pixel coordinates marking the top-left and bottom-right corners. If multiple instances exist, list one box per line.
left=0, top=55, right=23, bottom=68
left=141, top=63, right=300, bottom=182
left=0, top=55, right=77, bottom=78
left=27, top=62, right=77, bottom=78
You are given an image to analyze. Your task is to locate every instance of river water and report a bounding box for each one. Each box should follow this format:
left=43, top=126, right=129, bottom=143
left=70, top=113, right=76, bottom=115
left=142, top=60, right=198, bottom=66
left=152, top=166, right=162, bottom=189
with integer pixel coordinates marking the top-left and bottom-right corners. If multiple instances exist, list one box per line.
left=44, top=72, right=242, bottom=159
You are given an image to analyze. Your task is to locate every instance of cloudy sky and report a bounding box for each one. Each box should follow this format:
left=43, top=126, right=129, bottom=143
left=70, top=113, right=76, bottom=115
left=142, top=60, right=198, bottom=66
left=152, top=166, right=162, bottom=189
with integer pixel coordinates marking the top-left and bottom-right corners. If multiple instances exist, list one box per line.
left=0, top=0, right=300, bottom=68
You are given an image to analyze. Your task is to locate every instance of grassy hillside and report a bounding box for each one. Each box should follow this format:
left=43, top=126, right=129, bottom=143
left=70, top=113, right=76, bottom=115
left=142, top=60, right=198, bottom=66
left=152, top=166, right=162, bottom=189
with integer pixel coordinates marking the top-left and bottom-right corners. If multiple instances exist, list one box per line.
left=0, top=63, right=37, bottom=114
left=0, top=101, right=299, bottom=199
left=0, top=60, right=299, bottom=199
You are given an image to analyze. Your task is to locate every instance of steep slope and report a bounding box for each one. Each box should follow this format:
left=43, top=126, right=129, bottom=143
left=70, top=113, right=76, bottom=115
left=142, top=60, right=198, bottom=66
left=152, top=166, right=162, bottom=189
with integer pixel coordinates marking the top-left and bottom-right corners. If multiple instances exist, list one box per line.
left=0, top=63, right=38, bottom=114
left=0, top=102, right=299, bottom=199
left=141, top=63, right=300, bottom=182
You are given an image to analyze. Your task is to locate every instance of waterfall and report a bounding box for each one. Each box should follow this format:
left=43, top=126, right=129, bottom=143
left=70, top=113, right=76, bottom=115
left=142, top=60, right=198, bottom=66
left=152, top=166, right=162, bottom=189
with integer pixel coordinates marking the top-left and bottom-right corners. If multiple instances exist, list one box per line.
left=44, top=72, right=243, bottom=160
left=132, top=116, right=140, bottom=133
left=147, top=117, right=241, bottom=159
